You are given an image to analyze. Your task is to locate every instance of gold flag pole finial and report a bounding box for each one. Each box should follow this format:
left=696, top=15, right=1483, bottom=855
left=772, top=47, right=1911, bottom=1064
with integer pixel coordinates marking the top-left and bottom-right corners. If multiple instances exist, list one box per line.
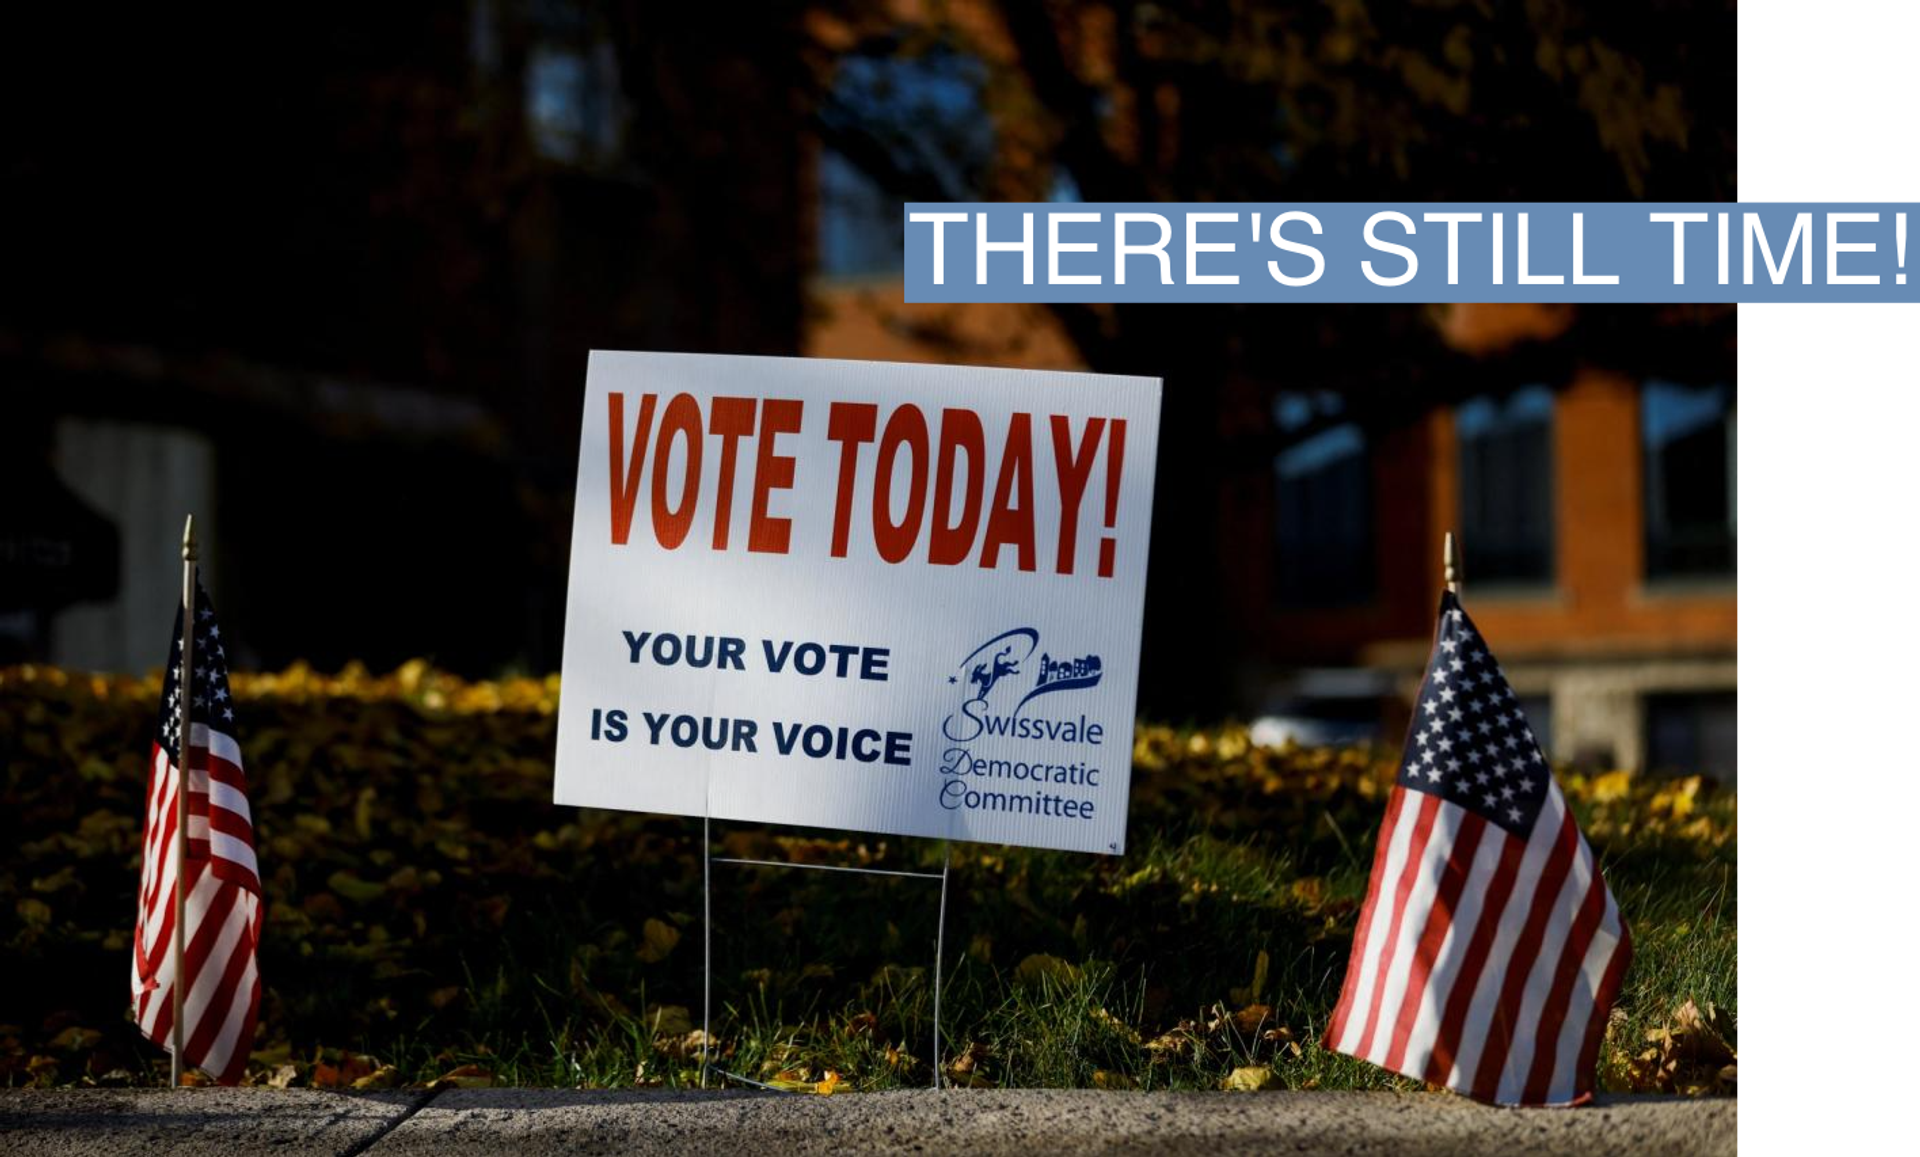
left=172, top=515, right=198, bottom=1087
left=1444, top=531, right=1460, bottom=596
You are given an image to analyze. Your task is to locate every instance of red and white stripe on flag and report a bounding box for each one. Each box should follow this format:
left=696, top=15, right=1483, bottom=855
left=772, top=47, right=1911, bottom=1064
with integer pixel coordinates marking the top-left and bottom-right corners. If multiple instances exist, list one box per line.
left=131, top=596, right=262, bottom=1085
left=1323, top=593, right=1630, bottom=1106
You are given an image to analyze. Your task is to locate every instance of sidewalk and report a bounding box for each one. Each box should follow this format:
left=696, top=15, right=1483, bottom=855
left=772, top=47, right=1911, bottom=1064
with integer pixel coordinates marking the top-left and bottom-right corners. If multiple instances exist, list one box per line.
left=0, top=1087, right=1736, bottom=1156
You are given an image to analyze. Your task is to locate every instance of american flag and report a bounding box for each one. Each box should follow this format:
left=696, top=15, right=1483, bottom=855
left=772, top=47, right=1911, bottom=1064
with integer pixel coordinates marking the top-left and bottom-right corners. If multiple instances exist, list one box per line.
left=1323, top=592, right=1630, bottom=1106
left=131, top=585, right=262, bottom=1085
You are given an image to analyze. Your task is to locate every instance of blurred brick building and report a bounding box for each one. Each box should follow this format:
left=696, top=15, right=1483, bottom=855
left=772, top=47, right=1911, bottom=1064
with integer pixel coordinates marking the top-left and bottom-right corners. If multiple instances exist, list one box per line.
left=1240, top=304, right=1735, bottom=780
left=797, top=2, right=1736, bottom=778
left=810, top=291, right=1736, bottom=779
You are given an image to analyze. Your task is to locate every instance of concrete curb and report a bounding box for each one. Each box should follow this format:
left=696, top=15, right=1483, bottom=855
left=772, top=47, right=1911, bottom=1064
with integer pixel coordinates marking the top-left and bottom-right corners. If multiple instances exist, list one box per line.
left=0, top=1088, right=421, bottom=1155
left=0, top=1088, right=1736, bottom=1156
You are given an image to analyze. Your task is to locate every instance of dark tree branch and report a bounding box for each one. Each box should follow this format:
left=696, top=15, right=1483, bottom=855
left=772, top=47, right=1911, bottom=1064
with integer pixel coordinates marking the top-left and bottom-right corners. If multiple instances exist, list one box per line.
left=811, top=103, right=968, bottom=204
left=991, top=0, right=1150, bottom=202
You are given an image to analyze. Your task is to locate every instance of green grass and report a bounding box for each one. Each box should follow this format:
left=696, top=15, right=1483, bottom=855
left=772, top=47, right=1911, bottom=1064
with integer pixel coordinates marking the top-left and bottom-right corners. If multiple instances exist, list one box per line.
left=339, top=794, right=1733, bottom=1095
left=0, top=668, right=1734, bottom=1093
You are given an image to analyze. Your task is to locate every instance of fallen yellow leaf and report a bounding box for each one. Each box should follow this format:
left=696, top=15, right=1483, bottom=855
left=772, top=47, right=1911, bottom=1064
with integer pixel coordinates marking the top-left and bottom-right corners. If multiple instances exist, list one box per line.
left=1224, top=1065, right=1281, bottom=1092
left=637, top=918, right=681, bottom=964
left=1588, top=770, right=1634, bottom=802
left=434, top=1064, right=494, bottom=1089
left=48, top=1026, right=102, bottom=1053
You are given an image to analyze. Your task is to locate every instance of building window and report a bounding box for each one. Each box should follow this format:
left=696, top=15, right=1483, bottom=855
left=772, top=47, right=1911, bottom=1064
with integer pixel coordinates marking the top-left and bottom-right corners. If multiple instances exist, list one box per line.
left=1646, top=690, right=1737, bottom=782
left=1516, top=693, right=1554, bottom=757
left=817, top=48, right=991, bottom=279
left=1273, top=393, right=1371, bottom=606
left=1643, top=380, right=1736, bottom=580
left=1456, top=386, right=1555, bottom=587
left=817, top=150, right=907, bottom=279
left=520, top=0, right=624, bottom=169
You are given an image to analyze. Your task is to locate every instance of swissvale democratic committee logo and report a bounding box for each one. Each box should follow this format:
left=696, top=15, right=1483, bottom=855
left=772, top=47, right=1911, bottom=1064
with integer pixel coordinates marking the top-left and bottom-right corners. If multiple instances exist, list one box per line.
left=938, top=628, right=1113, bottom=843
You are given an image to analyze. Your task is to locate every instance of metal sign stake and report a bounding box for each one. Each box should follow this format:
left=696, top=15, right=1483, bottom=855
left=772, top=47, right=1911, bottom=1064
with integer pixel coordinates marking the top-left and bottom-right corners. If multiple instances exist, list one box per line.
left=696, top=821, right=954, bottom=1092
left=932, top=844, right=950, bottom=1090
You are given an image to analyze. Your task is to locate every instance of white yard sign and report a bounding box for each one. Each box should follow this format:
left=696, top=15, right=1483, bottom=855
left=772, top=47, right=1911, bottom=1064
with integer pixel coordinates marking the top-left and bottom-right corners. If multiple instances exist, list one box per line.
left=554, top=352, right=1161, bottom=854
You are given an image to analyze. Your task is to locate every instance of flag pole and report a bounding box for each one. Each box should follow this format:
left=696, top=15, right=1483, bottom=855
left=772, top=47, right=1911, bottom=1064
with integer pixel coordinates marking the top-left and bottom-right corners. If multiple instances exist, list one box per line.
left=1444, top=531, right=1461, bottom=597
left=173, top=515, right=197, bottom=1087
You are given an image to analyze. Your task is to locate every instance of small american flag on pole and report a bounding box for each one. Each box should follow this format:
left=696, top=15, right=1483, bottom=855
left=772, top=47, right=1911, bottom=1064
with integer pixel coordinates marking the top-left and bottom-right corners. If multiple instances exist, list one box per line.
left=1324, top=591, right=1630, bottom=1106
left=131, top=581, right=263, bottom=1085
